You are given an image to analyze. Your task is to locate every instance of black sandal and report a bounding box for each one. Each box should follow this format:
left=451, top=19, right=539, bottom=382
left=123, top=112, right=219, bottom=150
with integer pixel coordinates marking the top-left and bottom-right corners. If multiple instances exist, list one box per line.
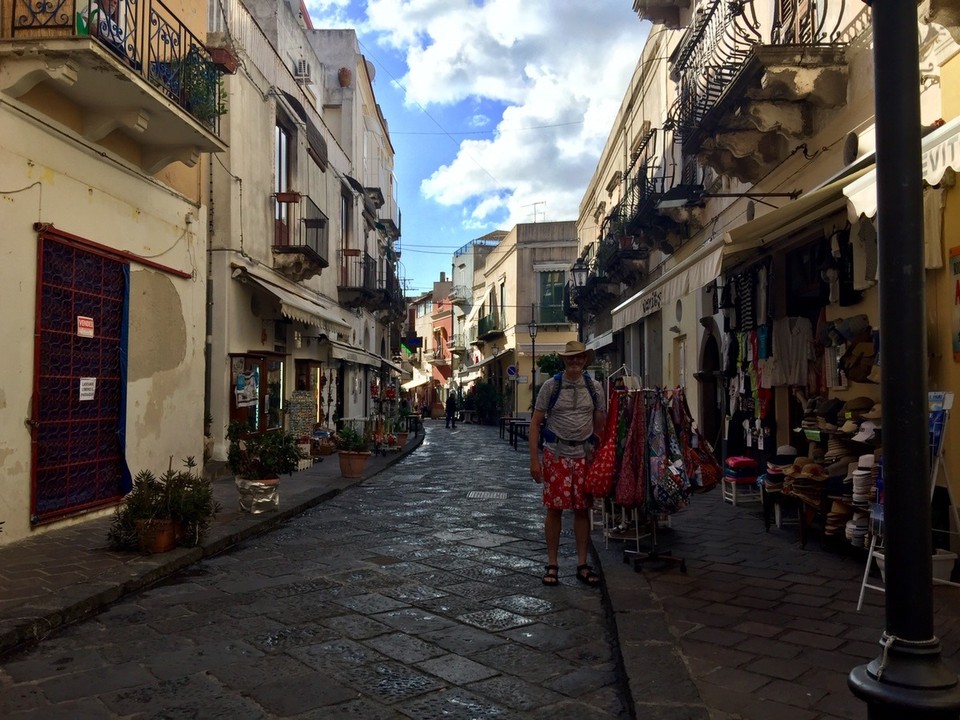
left=576, top=564, right=601, bottom=587
left=542, top=564, right=559, bottom=586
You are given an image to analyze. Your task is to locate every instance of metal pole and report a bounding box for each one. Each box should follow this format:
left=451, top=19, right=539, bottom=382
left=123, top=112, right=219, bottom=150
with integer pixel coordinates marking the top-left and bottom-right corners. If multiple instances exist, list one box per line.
left=848, top=0, right=960, bottom=715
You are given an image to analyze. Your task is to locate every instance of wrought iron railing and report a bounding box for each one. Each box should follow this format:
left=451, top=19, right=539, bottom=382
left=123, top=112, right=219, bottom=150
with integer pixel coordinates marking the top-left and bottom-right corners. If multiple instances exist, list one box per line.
left=339, top=249, right=376, bottom=293
left=10, top=0, right=222, bottom=132
left=478, top=313, right=501, bottom=336
left=273, top=195, right=328, bottom=264
left=539, top=304, right=566, bottom=324
left=667, top=0, right=845, bottom=146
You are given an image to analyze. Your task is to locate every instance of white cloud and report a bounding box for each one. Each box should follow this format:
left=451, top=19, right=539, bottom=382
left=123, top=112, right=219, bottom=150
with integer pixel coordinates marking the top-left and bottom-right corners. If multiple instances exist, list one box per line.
left=309, top=0, right=648, bottom=231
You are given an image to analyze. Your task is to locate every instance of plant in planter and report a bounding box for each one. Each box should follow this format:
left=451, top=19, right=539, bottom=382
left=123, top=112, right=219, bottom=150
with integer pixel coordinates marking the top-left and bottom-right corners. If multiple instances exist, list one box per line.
left=226, top=422, right=304, bottom=480
left=335, top=424, right=372, bottom=479
left=227, top=422, right=305, bottom=513
left=107, top=457, right=220, bottom=553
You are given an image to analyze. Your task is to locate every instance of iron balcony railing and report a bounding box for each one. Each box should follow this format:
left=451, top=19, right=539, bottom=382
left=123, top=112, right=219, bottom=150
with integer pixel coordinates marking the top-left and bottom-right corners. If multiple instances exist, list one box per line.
left=667, top=0, right=845, bottom=146
left=477, top=313, right=502, bottom=337
left=539, top=304, right=566, bottom=324
left=10, top=0, right=222, bottom=132
left=339, top=249, right=376, bottom=293
left=273, top=194, right=328, bottom=265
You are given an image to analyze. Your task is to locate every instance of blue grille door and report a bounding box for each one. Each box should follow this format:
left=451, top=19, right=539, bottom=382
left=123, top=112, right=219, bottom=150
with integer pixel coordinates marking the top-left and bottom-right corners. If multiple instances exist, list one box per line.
left=32, top=236, right=127, bottom=523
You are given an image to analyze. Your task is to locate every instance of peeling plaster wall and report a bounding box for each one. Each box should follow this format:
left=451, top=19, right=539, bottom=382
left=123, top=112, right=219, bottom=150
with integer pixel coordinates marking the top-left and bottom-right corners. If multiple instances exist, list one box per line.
left=0, top=102, right=206, bottom=546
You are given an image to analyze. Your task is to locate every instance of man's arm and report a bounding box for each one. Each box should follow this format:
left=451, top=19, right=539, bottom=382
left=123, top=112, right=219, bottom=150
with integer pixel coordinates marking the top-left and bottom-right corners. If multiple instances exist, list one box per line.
left=529, top=408, right=545, bottom=483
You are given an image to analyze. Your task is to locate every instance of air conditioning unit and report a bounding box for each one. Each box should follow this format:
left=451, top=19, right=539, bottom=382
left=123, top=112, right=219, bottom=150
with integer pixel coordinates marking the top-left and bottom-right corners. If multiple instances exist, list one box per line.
left=293, top=60, right=312, bottom=85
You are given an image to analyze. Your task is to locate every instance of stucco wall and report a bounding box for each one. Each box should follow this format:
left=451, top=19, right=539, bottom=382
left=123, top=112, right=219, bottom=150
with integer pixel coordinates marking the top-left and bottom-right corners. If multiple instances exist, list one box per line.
left=0, top=107, right=205, bottom=545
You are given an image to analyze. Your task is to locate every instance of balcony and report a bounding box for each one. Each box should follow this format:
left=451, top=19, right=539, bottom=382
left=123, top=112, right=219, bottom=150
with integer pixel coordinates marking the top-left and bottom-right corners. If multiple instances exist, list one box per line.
left=666, top=0, right=850, bottom=183
left=633, top=0, right=689, bottom=28
left=477, top=313, right=504, bottom=341
left=447, top=333, right=466, bottom=355
left=273, top=193, right=329, bottom=282
left=428, top=347, right=450, bottom=367
left=2, top=0, right=226, bottom=173
left=377, top=182, right=401, bottom=241
left=374, top=262, right=406, bottom=320
left=337, top=249, right=376, bottom=308
left=448, top=285, right=470, bottom=305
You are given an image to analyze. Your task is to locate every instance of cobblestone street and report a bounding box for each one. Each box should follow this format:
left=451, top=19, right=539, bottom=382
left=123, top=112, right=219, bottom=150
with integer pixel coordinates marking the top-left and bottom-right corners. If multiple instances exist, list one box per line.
left=0, top=424, right=635, bottom=719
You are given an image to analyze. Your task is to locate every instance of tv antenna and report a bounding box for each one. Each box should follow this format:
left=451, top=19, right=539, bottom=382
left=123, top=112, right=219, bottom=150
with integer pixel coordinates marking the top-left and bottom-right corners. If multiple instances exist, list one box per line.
left=522, top=201, right=546, bottom=223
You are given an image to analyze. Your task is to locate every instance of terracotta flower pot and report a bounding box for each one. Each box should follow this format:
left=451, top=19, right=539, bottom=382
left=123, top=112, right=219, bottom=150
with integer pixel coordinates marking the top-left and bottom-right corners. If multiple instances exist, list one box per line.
left=338, top=450, right=371, bottom=479
left=135, top=519, right=179, bottom=554
left=396, top=431, right=409, bottom=447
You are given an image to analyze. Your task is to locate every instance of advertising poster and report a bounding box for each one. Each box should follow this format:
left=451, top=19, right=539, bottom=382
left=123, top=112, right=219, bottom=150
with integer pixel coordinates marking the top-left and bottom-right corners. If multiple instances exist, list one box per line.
left=235, top=368, right=259, bottom=408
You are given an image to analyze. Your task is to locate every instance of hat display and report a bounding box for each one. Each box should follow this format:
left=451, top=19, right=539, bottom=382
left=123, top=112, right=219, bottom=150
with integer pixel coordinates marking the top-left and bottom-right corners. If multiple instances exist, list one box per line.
left=842, top=396, right=875, bottom=418
left=839, top=419, right=859, bottom=434
left=557, top=340, right=595, bottom=365
left=862, top=403, right=882, bottom=421
left=841, top=341, right=877, bottom=384
left=852, top=421, right=878, bottom=444
left=773, top=445, right=798, bottom=466
left=833, top=314, right=871, bottom=344
left=815, top=398, right=844, bottom=423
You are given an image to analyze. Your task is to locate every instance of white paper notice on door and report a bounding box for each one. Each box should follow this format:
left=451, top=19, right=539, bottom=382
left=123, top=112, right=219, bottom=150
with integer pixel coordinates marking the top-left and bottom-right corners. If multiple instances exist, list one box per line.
left=79, top=377, right=97, bottom=401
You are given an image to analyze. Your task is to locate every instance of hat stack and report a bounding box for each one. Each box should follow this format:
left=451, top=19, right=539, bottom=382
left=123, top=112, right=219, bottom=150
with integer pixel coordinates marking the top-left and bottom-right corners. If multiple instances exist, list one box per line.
left=763, top=445, right=797, bottom=493
left=825, top=500, right=852, bottom=536
left=845, top=510, right=870, bottom=548
left=851, top=454, right=876, bottom=507
left=786, top=460, right=827, bottom=507
left=815, top=398, right=844, bottom=432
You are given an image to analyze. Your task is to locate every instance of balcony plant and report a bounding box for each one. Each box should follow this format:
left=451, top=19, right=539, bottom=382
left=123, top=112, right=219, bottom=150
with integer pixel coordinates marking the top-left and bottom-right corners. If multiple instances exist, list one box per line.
left=107, top=457, right=220, bottom=553
left=335, top=424, right=372, bottom=479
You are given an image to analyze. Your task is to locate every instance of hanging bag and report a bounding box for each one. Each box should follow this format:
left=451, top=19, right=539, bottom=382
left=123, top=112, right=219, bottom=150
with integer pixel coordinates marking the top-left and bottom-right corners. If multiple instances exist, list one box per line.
left=615, top=392, right=644, bottom=508
left=673, top=390, right=721, bottom=494
left=585, top=390, right=620, bottom=497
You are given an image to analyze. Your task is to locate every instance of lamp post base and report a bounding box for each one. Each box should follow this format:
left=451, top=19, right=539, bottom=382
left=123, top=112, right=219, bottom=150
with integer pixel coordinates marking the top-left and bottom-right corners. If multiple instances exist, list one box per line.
left=849, top=635, right=960, bottom=719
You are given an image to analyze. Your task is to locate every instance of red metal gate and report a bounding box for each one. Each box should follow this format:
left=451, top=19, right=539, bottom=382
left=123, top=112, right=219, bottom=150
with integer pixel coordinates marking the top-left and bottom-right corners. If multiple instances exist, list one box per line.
left=31, top=234, right=128, bottom=523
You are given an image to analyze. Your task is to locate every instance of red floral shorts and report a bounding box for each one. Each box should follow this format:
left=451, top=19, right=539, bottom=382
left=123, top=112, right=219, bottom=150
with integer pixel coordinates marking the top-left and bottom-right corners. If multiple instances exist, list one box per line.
left=541, top=447, right=590, bottom=510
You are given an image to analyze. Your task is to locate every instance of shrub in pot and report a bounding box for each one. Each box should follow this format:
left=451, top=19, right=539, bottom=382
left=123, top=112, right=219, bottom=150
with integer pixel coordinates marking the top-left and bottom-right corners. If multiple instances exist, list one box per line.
left=107, top=457, right=220, bottom=552
left=335, top=425, right=372, bottom=478
left=226, top=422, right=304, bottom=480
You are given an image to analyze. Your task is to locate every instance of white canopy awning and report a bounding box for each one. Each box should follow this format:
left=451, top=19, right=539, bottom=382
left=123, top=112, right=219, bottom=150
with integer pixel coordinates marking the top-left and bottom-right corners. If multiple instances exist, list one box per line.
left=585, top=330, right=614, bottom=351
left=845, top=115, right=960, bottom=219
left=401, top=377, right=431, bottom=390
left=235, top=265, right=352, bottom=335
left=326, top=339, right=381, bottom=368
left=611, top=242, right=724, bottom=331
left=463, top=348, right=514, bottom=372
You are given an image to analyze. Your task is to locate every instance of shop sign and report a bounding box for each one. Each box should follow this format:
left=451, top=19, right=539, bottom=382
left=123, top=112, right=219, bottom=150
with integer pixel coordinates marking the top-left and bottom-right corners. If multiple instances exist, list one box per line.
left=640, top=288, right=663, bottom=318
left=77, top=316, right=95, bottom=338
left=952, top=246, right=960, bottom=361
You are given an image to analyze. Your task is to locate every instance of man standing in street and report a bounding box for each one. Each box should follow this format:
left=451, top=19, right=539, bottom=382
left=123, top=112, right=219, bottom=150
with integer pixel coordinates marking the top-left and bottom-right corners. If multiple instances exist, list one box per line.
left=445, top=392, right=458, bottom=429
left=529, top=341, right=606, bottom=587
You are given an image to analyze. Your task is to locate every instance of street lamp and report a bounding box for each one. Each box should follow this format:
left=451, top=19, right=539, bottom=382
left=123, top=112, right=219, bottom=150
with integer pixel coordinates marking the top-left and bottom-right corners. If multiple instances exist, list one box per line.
left=571, top=259, right=589, bottom=342
left=528, top=304, right=539, bottom=408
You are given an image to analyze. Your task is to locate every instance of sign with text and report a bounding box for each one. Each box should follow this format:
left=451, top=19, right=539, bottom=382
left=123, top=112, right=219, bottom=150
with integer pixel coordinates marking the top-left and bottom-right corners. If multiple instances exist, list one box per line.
left=78, top=377, right=97, bottom=401
left=77, top=316, right=95, bottom=338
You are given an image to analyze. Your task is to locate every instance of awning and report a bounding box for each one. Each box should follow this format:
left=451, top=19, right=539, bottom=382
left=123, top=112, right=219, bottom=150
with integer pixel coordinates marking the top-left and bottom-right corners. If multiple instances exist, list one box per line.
left=326, top=339, right=381, bottom=368
left=464, top=348, right=514, bottom=372
left=457, top=369, right=482, bottom=385
left=586, top=330, right=614, bottom=351
left=401, top=377, right=431, bottom=390
left=845, top=115, right=960, bottom=219
left=280, top=90, right=327, bottom=169
left=723, top=166, right=871, bottom=257
left=237, top=267, right=352, bottom=334
left=612, top=243, right=724, bottom=331
left=382, top=357, right=402, bottom=374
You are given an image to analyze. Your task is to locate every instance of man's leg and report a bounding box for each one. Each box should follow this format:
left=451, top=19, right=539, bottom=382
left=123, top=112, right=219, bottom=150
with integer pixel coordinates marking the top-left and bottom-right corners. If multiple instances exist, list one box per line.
left=545, top=508, right=563, bottom=567
left=572, top=508, right=591, bottom=566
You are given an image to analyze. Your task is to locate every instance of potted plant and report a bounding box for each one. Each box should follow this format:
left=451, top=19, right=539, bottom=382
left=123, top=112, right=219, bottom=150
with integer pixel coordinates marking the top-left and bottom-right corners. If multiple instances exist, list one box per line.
left=227, top=422, right=304, bottom=513
left=335, top=424, right=372, bottom=478
left=107, top=457, right=220, bottom=553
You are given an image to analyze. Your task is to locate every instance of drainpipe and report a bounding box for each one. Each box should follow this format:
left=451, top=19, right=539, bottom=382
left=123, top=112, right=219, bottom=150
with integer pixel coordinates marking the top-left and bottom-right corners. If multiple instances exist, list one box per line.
left=848, top=1, right=960, bottom=716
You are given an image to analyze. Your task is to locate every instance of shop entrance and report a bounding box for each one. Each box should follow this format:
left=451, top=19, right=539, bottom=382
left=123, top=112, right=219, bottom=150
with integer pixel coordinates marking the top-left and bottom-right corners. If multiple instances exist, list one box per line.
left=31, top=235, right=128, bottom=523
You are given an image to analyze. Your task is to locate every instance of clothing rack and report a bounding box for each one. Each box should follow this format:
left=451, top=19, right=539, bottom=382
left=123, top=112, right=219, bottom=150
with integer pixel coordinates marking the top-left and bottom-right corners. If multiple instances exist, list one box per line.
left=606, top=385, right=690, bottom=574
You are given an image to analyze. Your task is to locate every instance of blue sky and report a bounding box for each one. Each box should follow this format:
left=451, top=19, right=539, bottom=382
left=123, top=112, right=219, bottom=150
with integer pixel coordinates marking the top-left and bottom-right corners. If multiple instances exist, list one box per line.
left=306, top=0, right=650, bottom=295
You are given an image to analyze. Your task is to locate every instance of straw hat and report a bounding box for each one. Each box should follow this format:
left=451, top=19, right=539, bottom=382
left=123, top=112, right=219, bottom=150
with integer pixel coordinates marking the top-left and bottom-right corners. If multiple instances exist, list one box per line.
left=558, top=340, right=595, bottom=365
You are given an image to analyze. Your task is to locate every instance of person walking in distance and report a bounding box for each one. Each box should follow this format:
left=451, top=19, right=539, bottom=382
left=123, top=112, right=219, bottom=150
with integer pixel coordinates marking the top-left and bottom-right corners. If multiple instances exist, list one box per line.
left=445, top=392, right=457, bottom=429
left=529, top=341, right=605, bottom=587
